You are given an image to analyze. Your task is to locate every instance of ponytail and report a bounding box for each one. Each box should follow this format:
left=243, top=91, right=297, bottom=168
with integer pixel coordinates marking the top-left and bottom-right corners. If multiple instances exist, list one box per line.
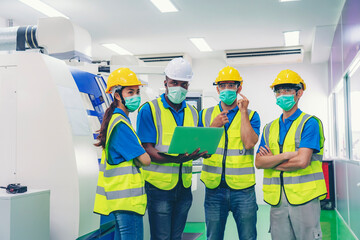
left=94, top=100, right=118, bottom=149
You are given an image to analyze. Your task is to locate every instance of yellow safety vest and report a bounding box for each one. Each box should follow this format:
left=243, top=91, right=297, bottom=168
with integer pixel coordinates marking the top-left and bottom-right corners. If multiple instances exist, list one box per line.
left=94, top=113, right=146, bottom=216
left=200, top=105, right=256, bottom=189
left=262, top=112, right=327, bottom=206
left=142, top=97, right=198, bottom=190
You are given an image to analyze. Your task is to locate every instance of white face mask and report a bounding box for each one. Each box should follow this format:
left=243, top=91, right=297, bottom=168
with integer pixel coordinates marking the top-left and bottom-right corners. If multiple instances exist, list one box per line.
left=167, top=86, right=188, bottom=104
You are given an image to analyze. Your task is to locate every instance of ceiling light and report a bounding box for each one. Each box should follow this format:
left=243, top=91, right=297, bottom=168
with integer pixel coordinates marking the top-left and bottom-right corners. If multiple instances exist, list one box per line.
left=283, top=31, right=300, bottom=46
left=150, top=0, right=178, bottom=13
left=102, top=44, right=133, bottom=55
left=189, top=38, right=212, bottom=52
left=19, top=0, right=69, bottom=18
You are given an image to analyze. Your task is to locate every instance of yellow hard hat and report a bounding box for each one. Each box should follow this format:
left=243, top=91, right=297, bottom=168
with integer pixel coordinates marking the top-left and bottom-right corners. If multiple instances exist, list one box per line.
left=105, top=68, right=143, bottom=93
left=214, top=66, right=243, bottom=85
left=270, top=69, right=306, bottom=90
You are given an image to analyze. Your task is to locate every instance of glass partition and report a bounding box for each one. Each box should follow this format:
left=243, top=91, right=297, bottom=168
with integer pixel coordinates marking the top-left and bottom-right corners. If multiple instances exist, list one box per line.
left=349, top=68, right=360, bottom=160
left=334, top=80, right=347, bottom=159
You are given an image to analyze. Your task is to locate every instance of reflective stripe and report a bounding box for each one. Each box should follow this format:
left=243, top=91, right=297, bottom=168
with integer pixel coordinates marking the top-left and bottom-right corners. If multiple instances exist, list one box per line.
left=295, top=114, right=311, bottom=150
left=151, top=99, right=163, bottom=146
left=226, top=167, right=255, bottom=175
left=263, top=172, right=324, bottom=185
left=108, top=115, right=130, bottom=135
left=263, top=177, right=280, bottom=185
left=156, top=145, right=169, bottom=152
left=215, top=148, right=254, bottom=156
left=202, top=164, right=254, bottom=175
left=312, top=154, right=322, bottom=162
left=96, top=186, right=145, bottom=200
left=103, top=166, right=140, bottom=178
left=143, top=164, right=179, bottom=174
left=264, top=121, right=274, bottom=147
left=204, top=107, right=215, bottom=127
left=99, top=162, right=105, bottom=172
left=284, top=172, right=324, bottom=184
left=182, top=166, right=193, bottom=174
left=247, top=109, right=252, bottom=117
left=188, top=104, right=198, bottom=126
left=106, top=114, right=131, bottom=145
left=202, top=164, right=222, bottom=174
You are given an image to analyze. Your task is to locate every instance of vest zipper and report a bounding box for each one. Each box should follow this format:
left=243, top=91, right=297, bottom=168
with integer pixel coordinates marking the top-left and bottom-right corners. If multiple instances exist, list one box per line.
left=222, top=128, right=228, bottom=177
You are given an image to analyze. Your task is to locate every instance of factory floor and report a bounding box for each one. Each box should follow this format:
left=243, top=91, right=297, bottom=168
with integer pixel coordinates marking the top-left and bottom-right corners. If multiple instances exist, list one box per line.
left=183, top=205, right=356, bottom=240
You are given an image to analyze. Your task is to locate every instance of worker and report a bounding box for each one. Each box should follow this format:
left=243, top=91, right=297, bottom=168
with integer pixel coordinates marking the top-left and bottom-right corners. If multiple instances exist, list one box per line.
left=93, top=68, right=151, bottom=240
left=199, top=66, right=260, bottom=240
left=255, top=69, right=327, bottom=240
left=136, top=57, right=208, bottom=240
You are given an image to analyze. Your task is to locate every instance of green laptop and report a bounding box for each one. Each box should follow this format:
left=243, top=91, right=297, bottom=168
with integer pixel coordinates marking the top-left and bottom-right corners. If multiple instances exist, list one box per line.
left=167, top=126, right=224, bottom=154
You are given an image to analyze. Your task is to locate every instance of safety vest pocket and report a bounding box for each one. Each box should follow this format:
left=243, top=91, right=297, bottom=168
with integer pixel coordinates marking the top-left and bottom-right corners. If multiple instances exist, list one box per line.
left=292, top=176, right=317, bottom=192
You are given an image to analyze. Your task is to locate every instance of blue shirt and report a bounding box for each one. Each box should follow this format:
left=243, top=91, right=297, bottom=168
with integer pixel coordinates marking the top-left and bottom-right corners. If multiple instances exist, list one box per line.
left=136, top=94, right=187, bottom=143
left=198, top=102, right=261, bottom=136
left=108, top=108, right=146, bottom=165
left=257, top=109, right=320, bottom=154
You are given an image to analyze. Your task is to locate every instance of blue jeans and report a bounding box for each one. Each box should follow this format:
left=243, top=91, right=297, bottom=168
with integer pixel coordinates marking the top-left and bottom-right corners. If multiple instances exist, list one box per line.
left=145, top=181, right=193, bottom=240
left=113, top=211, right=143, bottom=240
left=204, top=185, right=258, bottom=240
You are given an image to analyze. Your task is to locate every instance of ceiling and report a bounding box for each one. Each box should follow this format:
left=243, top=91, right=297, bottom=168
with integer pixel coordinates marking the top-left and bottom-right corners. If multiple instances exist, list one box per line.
left=0, top=0, right=345, bottom=63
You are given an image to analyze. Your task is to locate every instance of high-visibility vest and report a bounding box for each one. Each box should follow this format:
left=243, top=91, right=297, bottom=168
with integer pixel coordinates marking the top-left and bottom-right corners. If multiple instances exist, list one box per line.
left=200, top=105, right=256, bottom=189
left=94, top=113, right=146, bottom=216
left=262, top=112, right=327, bottom=206
left=141, top=97, right=198, bottom=190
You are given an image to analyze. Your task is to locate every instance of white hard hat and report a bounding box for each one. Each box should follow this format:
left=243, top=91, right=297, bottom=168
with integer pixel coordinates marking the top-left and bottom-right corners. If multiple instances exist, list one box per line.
left=164, top=57, right=193, bottom=82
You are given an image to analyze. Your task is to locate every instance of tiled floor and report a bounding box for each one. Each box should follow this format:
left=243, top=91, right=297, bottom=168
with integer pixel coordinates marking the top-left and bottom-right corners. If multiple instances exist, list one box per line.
left=183, top=205, right=357, bottom=240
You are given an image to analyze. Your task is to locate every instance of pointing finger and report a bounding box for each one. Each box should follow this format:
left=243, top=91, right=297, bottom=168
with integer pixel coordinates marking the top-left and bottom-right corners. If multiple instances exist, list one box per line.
left=239, top=93, right=247, bottom=100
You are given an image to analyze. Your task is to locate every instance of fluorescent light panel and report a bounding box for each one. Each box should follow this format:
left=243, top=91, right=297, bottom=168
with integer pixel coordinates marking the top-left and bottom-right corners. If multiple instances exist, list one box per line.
left=283, top=31, right=300, bottom=46
left=19, top=0, right=69, bottom=18
left=279, top=0, right=300, bottom=2
left=102, top=44, right=133, bottom=55
left=150, top=0, right=178, bottom=13
left=189, top=38, right=212, bottom=52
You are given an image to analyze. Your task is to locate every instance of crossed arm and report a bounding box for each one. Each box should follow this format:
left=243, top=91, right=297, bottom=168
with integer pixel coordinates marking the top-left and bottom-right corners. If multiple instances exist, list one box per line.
left=255, top=146, right=313, bottom=172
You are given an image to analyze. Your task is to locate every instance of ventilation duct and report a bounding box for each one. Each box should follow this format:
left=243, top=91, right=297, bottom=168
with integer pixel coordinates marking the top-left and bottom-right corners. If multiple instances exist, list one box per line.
left=0, top=17, right=92, bottom=62
left=0, top=26, right=40, bottom=51
left=136, top=53, right=191, bottom=66
left=225, top=46, right=304, bottom=65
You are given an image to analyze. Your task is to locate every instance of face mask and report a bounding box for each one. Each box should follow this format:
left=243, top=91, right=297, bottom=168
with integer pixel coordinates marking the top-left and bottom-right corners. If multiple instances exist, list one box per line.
left=167, top=86, right=188, bottom=104
left=124, top=95, right=141, bottom=112
left=219, top=89, right=237, bottom=105
left=276, top=94, right=296, bottom=111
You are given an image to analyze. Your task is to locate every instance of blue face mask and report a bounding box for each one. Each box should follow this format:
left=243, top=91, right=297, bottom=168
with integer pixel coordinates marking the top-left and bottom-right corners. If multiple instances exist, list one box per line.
left=124, top=95, right=141, bottom=112
left=276, top=94, right=296, bottom=111
left=167, top=86, right=188, bottom=104
left=219, top=89, right=237, bottom=105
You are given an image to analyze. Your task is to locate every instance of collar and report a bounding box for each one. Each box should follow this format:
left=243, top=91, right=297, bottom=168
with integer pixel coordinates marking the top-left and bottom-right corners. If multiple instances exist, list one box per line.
left=160, top=93, right=187, bottom=112
left=218, top=102, right=239, bottom=113
left=113, top=108, right=131, bottom=122
left=280, top=108, right=302, bottom=122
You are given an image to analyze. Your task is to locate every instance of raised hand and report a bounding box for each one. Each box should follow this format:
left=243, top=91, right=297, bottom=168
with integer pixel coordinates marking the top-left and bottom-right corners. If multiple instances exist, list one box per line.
left=237, top=94, right=249, bottom=112
left=210, top=111, right=229, bottom=127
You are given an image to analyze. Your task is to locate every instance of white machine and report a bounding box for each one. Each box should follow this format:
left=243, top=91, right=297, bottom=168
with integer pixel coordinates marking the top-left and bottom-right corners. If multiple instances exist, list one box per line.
left=0, top=16, right=99, bottom=240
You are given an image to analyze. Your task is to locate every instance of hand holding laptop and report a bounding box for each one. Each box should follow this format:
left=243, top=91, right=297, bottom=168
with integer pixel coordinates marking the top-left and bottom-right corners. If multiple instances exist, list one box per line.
left=158, top=148, right=210, bottom=163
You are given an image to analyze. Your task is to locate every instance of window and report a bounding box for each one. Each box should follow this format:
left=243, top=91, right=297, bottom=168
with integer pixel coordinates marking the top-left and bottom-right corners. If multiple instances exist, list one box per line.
left=349, top=68, right=360, bottom=160
left=334, top=80, right=347, bottom=159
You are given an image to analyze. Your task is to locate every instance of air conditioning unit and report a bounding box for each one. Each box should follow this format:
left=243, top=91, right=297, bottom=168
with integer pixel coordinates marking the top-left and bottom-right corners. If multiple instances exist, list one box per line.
left=225, top=46, right=304, bottom=65
left=136, top=53, right=191, bottom=66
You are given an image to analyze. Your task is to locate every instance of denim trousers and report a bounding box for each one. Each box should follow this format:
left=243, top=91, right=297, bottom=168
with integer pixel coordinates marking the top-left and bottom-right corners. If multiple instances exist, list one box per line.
left=145, top=181, right=193, bottom=240
left=113, top=210, right=143, bottom=240
left=204, top=185, right=258, bottom=240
